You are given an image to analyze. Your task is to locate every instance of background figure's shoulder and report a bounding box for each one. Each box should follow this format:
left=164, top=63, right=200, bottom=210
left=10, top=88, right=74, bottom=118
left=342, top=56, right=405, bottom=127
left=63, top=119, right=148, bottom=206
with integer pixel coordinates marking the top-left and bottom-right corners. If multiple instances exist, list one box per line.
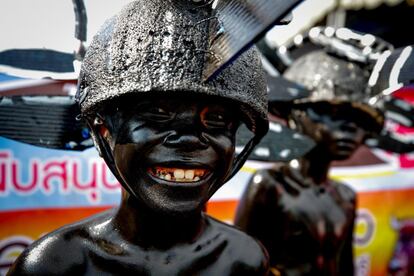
left=331, top=179, right=357, bottom=206
left=8, top=210, right=114, bottom=276
left=207, top=216, right=269, bottom=275
left=248, top=167, right=285, bottom=192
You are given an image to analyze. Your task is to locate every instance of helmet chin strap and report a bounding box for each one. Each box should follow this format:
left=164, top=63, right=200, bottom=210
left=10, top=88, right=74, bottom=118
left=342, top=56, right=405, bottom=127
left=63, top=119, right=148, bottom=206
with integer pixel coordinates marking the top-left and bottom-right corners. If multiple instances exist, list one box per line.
left=86, top=119, right=138, bottom=198
left=224, top=124, right=267, bottom=183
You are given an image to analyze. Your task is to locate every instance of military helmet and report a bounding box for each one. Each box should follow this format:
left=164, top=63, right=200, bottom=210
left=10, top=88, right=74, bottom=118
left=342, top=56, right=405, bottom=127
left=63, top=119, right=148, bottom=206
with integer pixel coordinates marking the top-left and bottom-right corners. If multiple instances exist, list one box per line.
left=283, top=50, right=384, bottom=133
left=76, top=0, right=268, bottom=183
left=76, top=0, right=268, bottom=135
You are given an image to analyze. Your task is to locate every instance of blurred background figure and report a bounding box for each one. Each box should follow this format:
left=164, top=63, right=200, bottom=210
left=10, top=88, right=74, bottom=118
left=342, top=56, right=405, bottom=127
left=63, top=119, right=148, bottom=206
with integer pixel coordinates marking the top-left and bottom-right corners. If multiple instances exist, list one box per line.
left=235, top=40, right=384, bottom=275
left=256, top=8, right=414, bottom=273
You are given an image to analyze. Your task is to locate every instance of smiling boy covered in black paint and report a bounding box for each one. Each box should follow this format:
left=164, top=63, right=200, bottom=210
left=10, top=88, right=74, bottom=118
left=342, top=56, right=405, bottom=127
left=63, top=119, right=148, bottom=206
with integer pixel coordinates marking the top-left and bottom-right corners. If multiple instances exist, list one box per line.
left=8, top=1, right=270, bottom=275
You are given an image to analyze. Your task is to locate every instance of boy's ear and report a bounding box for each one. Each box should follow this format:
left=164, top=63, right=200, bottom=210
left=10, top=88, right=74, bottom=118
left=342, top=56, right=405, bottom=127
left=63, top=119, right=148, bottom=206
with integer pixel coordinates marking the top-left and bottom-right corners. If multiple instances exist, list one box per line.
left=91, top=115, right=112, bottom=142
left=97, top=123, right=116, bottom=152
left=99, top=125, right=111, bottom=142
left=87, top=116, right=114, bottom=156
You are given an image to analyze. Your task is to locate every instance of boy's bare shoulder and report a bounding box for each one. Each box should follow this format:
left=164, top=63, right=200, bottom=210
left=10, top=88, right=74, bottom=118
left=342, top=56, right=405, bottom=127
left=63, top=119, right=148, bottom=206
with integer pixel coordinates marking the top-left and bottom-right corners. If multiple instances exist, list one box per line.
left=8, top=210, right=114, bottom=276
left=8, top=212, right=269, bottom=276
left=206, top=216, right=269, bottom=275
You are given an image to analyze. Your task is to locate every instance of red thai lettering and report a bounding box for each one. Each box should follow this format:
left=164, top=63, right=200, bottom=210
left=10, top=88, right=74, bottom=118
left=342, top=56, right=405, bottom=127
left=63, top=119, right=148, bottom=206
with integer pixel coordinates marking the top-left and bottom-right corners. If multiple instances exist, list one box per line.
left=11, top=161, right=38, bottom=192
left=73, top=162, right=98, bottom=201
left=102, top=163, right=120, bottom=190
left=43, top=161, right=68, bottom=193
left=0, top=150, right=122, bottom=202
left=0, top=162, right=5, bottom=193
left=0, top=152, right=9, bottom=193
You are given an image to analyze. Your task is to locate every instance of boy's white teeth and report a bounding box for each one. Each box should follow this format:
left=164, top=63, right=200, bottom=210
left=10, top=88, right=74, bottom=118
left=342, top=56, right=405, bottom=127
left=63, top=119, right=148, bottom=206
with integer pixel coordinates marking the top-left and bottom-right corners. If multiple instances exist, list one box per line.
left=185, top=170, right=194, bottom=180
left=174, top=169, right=185, bottom=179
left=151, top=167, right=207, bottom=182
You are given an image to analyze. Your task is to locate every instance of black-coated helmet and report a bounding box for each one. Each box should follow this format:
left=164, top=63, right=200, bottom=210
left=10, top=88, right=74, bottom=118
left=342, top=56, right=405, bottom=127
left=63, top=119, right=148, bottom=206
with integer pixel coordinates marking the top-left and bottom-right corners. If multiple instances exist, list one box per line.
left=76, top=0, right=268, bottom=182
left=283, top=50, right=384, bottom=133
left=76, top=0, right=267, bottom=136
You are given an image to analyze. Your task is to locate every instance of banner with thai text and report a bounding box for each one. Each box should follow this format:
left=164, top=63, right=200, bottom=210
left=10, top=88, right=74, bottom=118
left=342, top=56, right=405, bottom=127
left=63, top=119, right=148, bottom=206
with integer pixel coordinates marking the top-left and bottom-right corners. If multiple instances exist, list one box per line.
left=1, top=137, right=414, bottom=276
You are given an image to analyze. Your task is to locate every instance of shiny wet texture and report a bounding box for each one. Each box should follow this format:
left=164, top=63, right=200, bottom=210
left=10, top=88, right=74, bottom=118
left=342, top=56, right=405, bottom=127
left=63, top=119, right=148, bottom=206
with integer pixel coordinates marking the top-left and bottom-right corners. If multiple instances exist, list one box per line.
left=235, top=103, right=362, bottom=276
left=8, top=94, right=270, bottom=275
left=235, top=168, right=355, bottom=276
left=99, top=94, right=239, bottom=216
left=9, top=209, right=269, bottom=275
left=8, top=0, right=271, bottom=273
left=76, top=0, right=268, bottom=133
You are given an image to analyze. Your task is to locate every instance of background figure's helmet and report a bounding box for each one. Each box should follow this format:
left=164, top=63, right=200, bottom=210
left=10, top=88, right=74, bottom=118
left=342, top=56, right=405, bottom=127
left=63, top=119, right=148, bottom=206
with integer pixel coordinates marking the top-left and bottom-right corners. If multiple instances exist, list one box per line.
left=76, top=0, right=267, bottom=135
left=283, top=50, right=384, bottom=133
left=76, top=0, right=268, bottom=182
left=284, top=50, right=369, bottom=102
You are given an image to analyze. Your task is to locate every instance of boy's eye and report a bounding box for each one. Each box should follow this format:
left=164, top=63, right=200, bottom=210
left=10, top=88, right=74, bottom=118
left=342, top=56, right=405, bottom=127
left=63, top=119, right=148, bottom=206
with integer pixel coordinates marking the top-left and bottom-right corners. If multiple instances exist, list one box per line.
left=151, top=107, right=169, bottom=115
left=139, top=106, right=174, bottom=122
left=201, top=107, right=233, bottom=129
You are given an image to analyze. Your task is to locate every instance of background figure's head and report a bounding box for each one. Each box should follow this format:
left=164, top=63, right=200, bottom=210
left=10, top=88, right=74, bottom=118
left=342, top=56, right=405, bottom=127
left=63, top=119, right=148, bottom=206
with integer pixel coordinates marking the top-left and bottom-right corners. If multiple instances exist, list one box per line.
left=75, top=0, right=268, bottom=216
left=282, top=50, right=384, bottom=160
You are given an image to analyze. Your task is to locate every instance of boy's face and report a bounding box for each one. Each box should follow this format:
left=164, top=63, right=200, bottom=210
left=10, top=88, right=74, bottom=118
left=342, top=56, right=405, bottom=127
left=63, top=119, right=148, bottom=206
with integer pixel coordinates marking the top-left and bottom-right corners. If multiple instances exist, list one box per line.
left=293, top=102, right=366, bottom=160
left=100, top=94, right=240, bottom=215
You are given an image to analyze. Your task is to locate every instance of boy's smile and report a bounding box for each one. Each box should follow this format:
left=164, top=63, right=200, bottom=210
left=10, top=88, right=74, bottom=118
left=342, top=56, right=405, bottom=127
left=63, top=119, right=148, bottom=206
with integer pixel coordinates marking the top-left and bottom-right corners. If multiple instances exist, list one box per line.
left=148, top=166, right=210, bottom=183
left=101, top=94, right=239, bottom=215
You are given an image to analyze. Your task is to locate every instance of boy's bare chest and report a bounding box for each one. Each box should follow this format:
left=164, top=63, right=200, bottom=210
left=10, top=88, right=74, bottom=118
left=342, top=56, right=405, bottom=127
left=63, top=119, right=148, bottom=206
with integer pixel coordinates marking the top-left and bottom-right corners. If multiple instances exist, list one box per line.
left=81, top=234, right=231, bottom=275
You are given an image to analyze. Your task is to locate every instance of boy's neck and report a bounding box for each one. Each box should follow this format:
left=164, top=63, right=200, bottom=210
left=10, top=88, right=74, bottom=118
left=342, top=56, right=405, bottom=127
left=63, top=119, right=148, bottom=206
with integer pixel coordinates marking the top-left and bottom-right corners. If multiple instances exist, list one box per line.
left=296, top=147, right=331, bottom=185
left=113, top=191, right=206, bottom=249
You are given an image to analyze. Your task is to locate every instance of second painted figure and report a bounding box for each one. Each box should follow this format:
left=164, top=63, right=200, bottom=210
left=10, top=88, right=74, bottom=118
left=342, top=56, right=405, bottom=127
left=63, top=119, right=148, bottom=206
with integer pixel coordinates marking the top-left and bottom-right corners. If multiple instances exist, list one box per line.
left=235, top=49, right=384, bottom=276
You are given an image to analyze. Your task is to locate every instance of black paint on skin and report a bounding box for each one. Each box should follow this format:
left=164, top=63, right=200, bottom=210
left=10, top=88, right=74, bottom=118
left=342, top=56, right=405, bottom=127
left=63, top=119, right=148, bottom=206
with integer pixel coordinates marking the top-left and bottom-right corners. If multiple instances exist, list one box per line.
left=8, top=0, right=270, bottom=274
left=235, top=48, right=385, bottom=276
left=109, top=94, right=238, bottom=216
left=8, top=94, right=269, bottom=275
left=235, top=105, right=365, bottom=276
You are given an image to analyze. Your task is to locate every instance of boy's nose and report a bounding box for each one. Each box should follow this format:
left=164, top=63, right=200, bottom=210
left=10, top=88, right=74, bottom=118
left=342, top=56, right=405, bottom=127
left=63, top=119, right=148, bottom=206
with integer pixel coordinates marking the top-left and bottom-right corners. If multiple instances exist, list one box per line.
left=164, top=108, right=209, bottom=150
left=164, top=133, right=209, bottom=151
left=339, top=121, right=358, bottom=133
left=176, top=110, right=198, bottom=126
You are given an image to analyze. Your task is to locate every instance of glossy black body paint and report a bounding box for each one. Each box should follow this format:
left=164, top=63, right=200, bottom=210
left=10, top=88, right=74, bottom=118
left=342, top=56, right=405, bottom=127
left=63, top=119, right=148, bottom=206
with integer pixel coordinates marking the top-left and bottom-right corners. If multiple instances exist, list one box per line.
left=8, top=95, right=269, bottom=275
left=8, top=0, right=272, bottom=273
left=235, top=105, right=363, bottom=276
